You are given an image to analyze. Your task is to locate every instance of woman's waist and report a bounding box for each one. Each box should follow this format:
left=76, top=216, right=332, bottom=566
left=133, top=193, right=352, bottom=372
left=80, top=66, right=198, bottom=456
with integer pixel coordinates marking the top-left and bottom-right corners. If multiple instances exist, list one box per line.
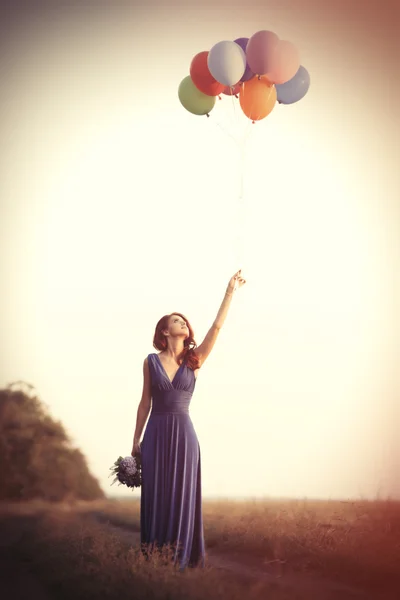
left=150, top=407, right=191, bottom=416
left=151, top=391, right=192, bottom=415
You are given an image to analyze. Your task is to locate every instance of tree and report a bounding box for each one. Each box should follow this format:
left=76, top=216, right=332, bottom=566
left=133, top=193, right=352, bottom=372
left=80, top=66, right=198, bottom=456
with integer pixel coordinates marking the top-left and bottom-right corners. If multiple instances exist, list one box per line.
left=0, top=381, right=104, bottom=501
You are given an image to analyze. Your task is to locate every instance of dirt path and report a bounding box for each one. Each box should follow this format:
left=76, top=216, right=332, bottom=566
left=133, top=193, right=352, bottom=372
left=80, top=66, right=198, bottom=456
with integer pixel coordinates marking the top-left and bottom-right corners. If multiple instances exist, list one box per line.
left=89, top=512, right=378, bottom=600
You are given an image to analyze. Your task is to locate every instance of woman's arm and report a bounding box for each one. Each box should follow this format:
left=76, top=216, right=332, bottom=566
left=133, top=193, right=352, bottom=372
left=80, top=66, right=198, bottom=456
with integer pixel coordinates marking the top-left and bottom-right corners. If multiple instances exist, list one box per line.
left=194, top=269, right=246, bottom=366
left=215, top=268, right=246, bottom=329
left=132, top=357, right=152, bottom=451
left=214, top=289, right=234, bottom=330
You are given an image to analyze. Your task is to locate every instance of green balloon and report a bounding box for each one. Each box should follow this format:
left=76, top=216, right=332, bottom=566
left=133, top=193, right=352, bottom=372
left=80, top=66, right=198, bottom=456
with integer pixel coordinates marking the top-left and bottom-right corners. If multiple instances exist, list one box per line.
left=178, top=75, right=216, bottom=116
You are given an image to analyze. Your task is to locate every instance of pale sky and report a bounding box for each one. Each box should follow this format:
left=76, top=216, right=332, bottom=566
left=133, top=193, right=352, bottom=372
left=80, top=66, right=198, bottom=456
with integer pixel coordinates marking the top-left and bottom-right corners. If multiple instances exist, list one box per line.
left=1, top=0, right=399, bottom=500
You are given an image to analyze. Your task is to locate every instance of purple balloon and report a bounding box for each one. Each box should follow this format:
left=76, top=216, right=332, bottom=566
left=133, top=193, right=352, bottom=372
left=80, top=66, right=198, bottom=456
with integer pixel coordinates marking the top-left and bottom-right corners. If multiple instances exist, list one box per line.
left=234, top=37, right=254, bottom=82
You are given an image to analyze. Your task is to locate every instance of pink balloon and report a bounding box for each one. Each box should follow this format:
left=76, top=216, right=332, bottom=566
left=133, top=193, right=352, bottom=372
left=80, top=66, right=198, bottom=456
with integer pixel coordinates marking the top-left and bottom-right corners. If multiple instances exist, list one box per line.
left=265, top=40, right=300, bottom=84
left=246, top=30, right=279, bottom=76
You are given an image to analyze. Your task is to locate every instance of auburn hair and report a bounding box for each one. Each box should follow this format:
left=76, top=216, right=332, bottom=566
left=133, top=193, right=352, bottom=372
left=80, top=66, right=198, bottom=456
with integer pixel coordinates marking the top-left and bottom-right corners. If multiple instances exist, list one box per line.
left=153, top=312, right=201, bottom=371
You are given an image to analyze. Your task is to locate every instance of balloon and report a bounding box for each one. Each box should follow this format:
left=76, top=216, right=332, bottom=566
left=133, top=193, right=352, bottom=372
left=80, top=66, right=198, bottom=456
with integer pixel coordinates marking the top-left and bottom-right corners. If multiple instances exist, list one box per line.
left=265, top=40, right=300, bottom=85
left=246, top=30, right=279, bottom=75
left=239, top=75, right=277, bottom=121
left=207, top=40, right=247, bottom=87
left=190, top=51, right=225, bottom=96
left=222, top=83, right=241, bottom=96
left=178, top=76, right=216, bottom=116
left=276, top=65, right=310, bottom=104
left=233, top=37, right=254, bottom=82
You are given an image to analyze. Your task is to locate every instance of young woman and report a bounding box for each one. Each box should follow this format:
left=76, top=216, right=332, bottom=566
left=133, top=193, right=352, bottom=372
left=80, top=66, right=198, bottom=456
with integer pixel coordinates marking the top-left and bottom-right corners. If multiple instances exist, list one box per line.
left=131, top=269, right=246, bottom=570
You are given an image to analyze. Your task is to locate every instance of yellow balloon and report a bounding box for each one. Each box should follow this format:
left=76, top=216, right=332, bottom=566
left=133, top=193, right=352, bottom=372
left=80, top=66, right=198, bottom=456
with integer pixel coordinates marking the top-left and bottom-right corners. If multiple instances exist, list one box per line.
left=178, top=76, right=216, bottom=116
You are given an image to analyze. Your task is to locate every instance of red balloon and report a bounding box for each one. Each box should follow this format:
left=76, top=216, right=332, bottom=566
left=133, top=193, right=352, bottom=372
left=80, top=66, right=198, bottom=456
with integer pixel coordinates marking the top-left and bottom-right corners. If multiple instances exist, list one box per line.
left=222, top=83, right=242, bottom=96
left=190, top=51, right=225, bottom=97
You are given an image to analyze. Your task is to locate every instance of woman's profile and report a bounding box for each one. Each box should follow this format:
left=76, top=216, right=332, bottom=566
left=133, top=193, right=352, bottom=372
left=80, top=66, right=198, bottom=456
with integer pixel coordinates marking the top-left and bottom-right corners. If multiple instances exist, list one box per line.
left=132, top=269, right=246, bottom=571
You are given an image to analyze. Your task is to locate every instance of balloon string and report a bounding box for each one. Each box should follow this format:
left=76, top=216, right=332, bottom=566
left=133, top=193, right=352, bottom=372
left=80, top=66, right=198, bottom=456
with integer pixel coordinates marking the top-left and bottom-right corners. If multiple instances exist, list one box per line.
left=236, top=136, right=248, bottom=269
left=212, top=83, right=275, bottom=269
left=213, top=116, right=239, bottom=147
left=210, top=95, right=254, bottom=270
left=235, top=99, right=257, bottom=269
left=212, top=118, right=244, bottom=268
left=230, top=88, right=237, bottom=126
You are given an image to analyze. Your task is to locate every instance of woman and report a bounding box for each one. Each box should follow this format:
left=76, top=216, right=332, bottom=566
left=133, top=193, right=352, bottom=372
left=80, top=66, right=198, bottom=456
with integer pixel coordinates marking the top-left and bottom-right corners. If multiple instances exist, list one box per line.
left=131, top=269, right=246, bottom=571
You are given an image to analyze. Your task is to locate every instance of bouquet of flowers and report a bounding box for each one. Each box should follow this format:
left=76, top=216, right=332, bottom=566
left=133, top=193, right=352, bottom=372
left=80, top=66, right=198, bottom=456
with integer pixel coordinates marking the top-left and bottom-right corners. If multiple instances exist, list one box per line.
left=109, top=453, right=142, bottom=489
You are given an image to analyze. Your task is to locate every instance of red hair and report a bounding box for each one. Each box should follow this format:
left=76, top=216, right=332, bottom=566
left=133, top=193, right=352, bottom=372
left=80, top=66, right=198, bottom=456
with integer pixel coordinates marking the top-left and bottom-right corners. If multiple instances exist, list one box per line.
left=153, top=312, right=201, bottom=371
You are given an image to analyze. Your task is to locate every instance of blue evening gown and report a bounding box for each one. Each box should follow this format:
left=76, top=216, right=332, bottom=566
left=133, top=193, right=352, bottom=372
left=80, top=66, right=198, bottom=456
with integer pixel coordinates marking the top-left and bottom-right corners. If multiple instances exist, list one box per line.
left=140, top=353, right=205, bottom=570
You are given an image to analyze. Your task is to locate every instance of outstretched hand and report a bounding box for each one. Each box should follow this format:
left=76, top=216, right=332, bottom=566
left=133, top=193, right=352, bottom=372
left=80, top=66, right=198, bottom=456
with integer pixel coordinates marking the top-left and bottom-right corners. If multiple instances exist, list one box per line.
left=227, top=269, right=246, bottom=294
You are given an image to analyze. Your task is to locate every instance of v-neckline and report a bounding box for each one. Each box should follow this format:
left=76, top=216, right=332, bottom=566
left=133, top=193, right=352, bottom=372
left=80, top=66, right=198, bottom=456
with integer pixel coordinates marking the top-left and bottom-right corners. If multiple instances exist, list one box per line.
left=155, top=353, right=183, bottom=386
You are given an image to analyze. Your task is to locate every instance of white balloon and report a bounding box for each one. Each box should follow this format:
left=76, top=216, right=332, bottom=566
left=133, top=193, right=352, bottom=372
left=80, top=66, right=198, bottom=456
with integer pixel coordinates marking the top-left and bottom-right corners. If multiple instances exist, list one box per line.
left=207, top=40, right=246, bottom=87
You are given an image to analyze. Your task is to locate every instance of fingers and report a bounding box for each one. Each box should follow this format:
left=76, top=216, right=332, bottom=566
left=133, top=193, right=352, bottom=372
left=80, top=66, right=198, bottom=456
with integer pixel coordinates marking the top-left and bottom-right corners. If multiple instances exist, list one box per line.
left=232, top=269, right=246, bottom=286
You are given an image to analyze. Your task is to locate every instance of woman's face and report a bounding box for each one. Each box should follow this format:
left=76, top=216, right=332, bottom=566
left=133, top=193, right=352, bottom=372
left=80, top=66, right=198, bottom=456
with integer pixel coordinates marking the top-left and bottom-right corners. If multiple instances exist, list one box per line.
left=168, top=315, right=189, bottom=338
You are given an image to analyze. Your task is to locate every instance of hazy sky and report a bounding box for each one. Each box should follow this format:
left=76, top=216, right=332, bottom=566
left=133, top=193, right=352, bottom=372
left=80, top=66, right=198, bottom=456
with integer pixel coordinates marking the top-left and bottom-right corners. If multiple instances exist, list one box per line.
left=1, top=0, right=399, bottom=500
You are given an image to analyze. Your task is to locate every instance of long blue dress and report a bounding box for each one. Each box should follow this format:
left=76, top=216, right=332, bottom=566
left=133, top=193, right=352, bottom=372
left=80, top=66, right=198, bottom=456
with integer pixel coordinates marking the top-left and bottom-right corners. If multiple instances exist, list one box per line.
left=140, top=353, right=205, bottom=570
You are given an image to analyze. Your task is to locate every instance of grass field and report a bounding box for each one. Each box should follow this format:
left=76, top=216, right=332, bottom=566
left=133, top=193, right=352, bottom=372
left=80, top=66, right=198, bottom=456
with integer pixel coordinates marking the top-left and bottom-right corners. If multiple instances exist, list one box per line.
left=1, top=497, right=399, bottom=599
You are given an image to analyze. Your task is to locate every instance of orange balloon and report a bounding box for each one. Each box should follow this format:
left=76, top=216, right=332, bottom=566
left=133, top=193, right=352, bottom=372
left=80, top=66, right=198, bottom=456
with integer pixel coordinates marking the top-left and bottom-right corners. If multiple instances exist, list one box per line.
left=239, top=75, right=277, bottom=121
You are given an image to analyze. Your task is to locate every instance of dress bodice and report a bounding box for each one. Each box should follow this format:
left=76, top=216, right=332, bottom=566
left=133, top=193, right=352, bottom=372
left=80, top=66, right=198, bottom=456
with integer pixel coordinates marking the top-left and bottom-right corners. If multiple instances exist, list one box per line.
left=147, top=353, right=196, bottom=415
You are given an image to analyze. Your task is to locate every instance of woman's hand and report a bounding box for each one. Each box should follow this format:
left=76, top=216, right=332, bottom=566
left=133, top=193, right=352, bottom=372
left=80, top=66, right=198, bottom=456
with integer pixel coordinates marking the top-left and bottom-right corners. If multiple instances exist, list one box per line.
left=227, top=269, right=246, bottom=294
left=131, top=439, right=141, bottom=456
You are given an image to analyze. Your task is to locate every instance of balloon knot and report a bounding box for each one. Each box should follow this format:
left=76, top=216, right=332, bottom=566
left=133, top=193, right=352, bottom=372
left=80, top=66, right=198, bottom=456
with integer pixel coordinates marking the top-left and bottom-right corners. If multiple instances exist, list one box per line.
left=218, top=95, right=222, bottom=100
left=234, top=94, right=238, bottom=99
left=206, top=113, right=210, bottom=118
left=252, top=120, right=255, bottom=124
left=257, top=75, right=261, bottom=80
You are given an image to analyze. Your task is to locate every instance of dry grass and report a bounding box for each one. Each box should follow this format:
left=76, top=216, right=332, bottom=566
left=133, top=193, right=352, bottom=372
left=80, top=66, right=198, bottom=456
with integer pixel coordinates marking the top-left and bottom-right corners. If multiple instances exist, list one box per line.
left=1, top=497, right=399, bottom=598
left=86, top=496, right=400, bottom=593
left=0, top=503, right=295, bottom=600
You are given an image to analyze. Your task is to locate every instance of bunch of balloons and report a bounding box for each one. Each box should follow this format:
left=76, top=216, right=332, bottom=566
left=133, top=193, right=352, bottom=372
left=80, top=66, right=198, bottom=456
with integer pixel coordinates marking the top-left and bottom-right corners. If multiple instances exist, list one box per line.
left=178, top=30, right=310, bottom=121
